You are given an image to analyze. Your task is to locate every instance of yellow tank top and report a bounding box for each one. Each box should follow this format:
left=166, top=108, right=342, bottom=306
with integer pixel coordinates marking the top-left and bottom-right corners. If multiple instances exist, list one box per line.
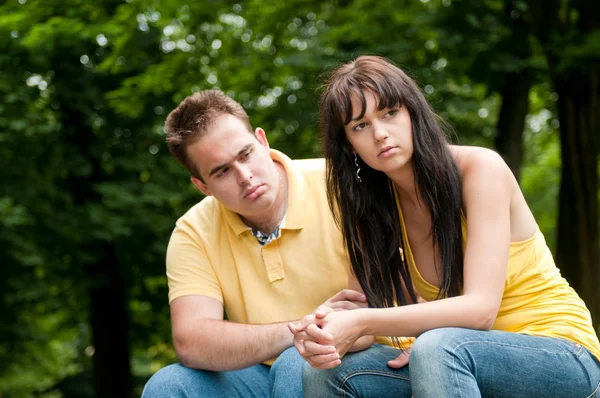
left=396, top=201, right=600, bottom=362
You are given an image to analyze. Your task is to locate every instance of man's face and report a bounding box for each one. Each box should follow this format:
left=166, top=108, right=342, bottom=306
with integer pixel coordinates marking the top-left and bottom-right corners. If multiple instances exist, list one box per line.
left=187, top=113, right=282, bottom=221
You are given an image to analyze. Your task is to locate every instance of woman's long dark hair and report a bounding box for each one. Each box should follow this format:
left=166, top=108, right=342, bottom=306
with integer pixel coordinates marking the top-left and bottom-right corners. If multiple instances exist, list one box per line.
left=320, top=56, right=463, bottom=309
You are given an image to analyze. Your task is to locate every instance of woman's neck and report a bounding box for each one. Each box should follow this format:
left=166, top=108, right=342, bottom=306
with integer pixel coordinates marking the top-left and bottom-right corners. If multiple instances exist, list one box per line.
left=388, top=162, right=421, bottom=207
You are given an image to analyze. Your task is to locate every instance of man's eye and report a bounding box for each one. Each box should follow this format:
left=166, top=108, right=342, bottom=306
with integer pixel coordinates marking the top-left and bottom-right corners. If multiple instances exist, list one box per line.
left=217, top=168, right=229, bottom=177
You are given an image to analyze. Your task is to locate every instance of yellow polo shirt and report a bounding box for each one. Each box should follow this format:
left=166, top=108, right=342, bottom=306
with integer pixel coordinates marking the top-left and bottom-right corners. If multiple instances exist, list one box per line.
left=166, top=150, right=350, bottom=331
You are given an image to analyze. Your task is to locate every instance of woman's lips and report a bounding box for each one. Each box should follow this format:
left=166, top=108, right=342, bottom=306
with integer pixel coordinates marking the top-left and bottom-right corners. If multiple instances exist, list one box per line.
left=378, top=146, right=399, bottom=158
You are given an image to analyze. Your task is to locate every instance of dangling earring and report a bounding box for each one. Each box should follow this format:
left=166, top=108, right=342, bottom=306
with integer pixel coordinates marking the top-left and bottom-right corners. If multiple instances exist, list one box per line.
left=354, top=153, right=362, bottom=183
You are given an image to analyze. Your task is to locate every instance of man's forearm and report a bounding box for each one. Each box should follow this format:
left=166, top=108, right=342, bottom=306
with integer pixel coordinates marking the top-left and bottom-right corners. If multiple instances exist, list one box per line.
left=174, top=318, right=293, bottom=371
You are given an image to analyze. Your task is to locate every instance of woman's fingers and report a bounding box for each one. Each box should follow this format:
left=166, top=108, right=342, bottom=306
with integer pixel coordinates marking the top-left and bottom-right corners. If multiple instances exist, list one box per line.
left=304, top=323, right=333, bottom=344
left=387, top=350, right=410, bottom=369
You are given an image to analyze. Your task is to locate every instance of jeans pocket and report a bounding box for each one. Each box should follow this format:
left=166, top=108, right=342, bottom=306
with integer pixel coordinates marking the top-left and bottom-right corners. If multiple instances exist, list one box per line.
left=586, top=380, right=600, bottom=398
left=554, top=337, right=585, bottom=356
left=582, top=348, right=600, bottom=398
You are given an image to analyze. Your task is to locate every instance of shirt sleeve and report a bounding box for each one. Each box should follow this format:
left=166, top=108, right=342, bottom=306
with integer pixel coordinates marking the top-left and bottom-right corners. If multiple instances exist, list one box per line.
left=166, top=220, right=223, bottom=304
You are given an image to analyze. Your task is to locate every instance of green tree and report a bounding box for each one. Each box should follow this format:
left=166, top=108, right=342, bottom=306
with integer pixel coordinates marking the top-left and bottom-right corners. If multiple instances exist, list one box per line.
left=0, top=0, right=189, bottom=395
left=528, top=0, right=599, bottom=324
left=0, top=0, right=596, bottom=395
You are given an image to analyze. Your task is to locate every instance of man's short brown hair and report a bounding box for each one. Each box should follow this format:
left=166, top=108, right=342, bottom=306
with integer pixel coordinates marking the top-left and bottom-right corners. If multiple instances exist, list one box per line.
left=165, top=89, right=253, bottom=179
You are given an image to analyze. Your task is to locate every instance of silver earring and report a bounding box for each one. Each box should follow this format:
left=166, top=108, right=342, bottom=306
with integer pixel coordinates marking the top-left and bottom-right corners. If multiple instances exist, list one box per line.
left=354, top=153, right=362, bottom=183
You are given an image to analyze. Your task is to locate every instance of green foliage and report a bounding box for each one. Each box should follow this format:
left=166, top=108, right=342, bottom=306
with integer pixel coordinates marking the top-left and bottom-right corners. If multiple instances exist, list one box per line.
left=520, top=83, right=562, bottom=248
left=0, top=0, right=596, bottom=395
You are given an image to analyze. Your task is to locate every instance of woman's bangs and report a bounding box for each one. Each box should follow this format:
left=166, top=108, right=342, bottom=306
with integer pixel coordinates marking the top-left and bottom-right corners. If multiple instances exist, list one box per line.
left=345, top=74, right=406, bottom=124
left=369, top=74, right=405, bottom=111
left=325, top=65, right=407, bottom=129
left=328, top=80, right=366, bottom=126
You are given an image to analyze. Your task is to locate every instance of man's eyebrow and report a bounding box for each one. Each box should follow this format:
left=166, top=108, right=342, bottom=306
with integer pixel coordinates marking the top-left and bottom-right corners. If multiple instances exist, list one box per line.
left=207, top=143, right=253, bottom=177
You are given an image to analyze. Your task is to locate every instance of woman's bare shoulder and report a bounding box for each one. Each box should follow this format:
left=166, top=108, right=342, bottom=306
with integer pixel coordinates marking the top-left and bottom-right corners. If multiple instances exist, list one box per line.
left=450, top=145, right=508, bottom=177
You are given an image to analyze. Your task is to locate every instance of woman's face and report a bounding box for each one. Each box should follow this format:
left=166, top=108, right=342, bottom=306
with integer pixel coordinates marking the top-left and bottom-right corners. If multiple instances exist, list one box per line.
left=344, top=91, right=414, bottom=175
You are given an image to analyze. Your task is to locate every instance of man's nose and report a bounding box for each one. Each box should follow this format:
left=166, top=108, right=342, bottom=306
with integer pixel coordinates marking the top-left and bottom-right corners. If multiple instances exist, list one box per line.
left=237, top=165, right=253, bottom=185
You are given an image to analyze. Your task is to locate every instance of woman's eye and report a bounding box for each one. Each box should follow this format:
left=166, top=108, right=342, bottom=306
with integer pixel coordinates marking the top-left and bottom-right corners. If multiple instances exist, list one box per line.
left=385, top=109, right=398, bottom=118
left=353, top=122, right=367, bottom=132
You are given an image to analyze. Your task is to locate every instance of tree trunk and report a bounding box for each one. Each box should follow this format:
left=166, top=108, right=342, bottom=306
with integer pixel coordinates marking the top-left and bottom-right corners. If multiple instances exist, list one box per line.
left=495, top=70, right=532, bottom=181
left=55, top=94, right=133, bottom=398
left=494, top=2, right=534, bottom=181
left=528, top=0, right=600, bottom=326
left=554, top=63, right=599, bottom=324
left=89, top=243, right=132, bottom=398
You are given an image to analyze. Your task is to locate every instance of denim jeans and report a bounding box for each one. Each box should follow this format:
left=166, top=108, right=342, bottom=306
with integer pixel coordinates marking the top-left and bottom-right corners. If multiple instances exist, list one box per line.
left=141, top=347, right=304, bottom=397
left=303, top=328, right=600, bottom=397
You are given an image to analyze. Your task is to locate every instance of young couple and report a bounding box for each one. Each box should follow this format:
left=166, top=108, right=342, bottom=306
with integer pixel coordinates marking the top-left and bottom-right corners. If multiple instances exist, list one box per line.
left=143, top=56, right=600, bottom=397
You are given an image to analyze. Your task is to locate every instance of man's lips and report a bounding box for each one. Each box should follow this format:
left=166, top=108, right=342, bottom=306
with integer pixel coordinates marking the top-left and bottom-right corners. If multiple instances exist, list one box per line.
left=378, top=146, right=398, bottom=157
left=244, top=184, right=265, bottom=199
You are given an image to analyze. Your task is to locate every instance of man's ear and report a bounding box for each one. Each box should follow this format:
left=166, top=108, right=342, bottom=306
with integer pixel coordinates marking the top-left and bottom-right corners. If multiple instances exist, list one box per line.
left=191, top=176, right=212, bottom=196
left=254, top=128, right=270, bottom=149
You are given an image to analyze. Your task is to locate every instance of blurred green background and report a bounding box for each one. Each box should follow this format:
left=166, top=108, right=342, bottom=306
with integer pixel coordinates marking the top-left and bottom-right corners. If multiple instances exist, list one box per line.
left=0, top=0, right=598, bottom=396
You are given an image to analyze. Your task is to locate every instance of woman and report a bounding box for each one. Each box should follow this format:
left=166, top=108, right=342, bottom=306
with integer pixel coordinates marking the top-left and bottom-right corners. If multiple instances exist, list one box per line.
left=289, top=56, right=600, bottom=397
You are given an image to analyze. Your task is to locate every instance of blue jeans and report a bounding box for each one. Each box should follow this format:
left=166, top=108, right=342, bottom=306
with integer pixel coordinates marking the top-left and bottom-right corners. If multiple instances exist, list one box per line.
left=303, top=328, right=600, bottom=397
left=142, top=347, right=304, bottom=397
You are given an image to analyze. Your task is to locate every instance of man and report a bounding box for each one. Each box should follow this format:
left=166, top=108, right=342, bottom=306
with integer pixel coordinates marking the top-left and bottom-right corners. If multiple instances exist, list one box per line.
left=142, top=89, right=364, bottom=397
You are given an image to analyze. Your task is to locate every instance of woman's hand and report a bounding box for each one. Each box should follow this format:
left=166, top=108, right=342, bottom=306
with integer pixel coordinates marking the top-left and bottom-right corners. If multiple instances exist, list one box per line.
left=289, top=307, right=366, bottom=369
left=318, top=310, right=365, bottom=357
left=387, top=349, right=410, bottom=368
left=289, top=306, right=339, bottom=368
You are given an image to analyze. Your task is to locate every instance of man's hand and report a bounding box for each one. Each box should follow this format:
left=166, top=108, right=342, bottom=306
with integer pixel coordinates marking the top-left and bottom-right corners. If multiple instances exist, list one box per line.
left=318, top=289, right=367, bottom=312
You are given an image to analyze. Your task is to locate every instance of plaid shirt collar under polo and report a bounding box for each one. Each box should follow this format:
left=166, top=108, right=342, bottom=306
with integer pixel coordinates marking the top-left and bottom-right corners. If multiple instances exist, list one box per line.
left=219, top=149, right=305, bottom=283
left=251, top=212, right=287, bottom=246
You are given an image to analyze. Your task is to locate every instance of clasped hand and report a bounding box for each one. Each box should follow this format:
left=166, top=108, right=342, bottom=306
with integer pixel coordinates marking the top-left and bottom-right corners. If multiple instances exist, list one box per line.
left=288, top=289, right=367, bottom=369
left=288, top=288, right=424, bottom=370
